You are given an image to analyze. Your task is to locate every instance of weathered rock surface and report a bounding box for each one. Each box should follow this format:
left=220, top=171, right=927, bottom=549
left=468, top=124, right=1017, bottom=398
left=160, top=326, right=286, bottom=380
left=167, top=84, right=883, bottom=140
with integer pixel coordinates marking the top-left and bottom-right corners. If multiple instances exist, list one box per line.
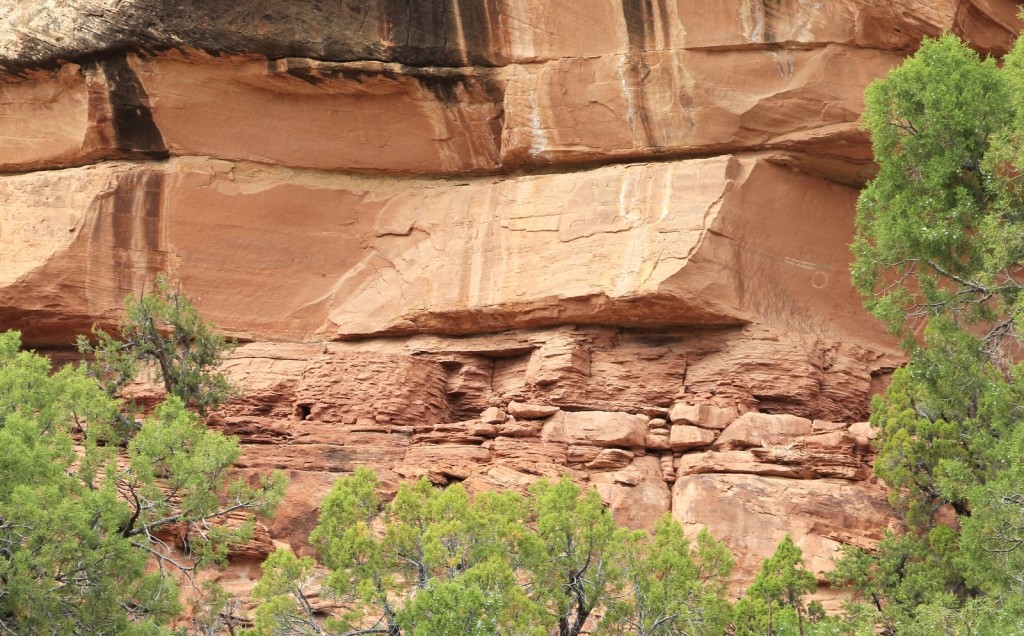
left=712, top=412, right=813, bottom=450
left=0, top=154, right=902, bottom=354
left=3, top=0, right=1017, bottom=73
left=673, top=473, right=899, bottom=589
left=4, top=0, right=1021, bottom=613
left=669, top=425, right=716, bottom=450
left=669, top=402, right=738, bottom=429
left=542, top=411, right=649, bottom=448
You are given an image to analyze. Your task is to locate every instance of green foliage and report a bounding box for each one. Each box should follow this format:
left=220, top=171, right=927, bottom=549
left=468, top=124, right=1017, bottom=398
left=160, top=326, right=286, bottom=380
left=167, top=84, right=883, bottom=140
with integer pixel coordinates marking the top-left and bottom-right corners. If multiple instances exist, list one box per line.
left=598, top=520, right=733, bottom=636
left=844, top=26, right=1024, bottom=634
left=735, top=536, right=818, bottom=636
left=248, top=549, right=320, bottom=635
left=869, top=319, right=1017, bottom=527
left=0, top=291, right=283, bottom=633
left=829, top=322, right=1024, bottom=631
left=852, top=35, right=1017, bottom=345
left=189, top=580, right=248, bottom=636
left=733, top=538, right=875, bottom=636
left=78, top=275, right=237, bottom=414
left=0, top=330, right=284, bottom=634
left=527, top=476, right=625, bottom=636
left=830, top=528, right=970, bottom=632
left=0, top=330, right=175, bottom=635
left=397, top=557, right=546, bottom=636
left=960, top=421, right=1024, bottom=591
left=250, top=471, right=734, bottom=636
left=251, top=468, right=548, bottom=636
left=121, top=396, right=287, bottom=568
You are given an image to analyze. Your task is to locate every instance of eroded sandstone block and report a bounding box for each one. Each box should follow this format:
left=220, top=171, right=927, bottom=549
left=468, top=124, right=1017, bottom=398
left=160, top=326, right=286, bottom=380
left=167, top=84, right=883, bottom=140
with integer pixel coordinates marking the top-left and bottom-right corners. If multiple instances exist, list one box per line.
left=668, top=402, right=738, bottom=429
left=712, top=412, right=813, bottom=450
left=645, top=428, right=671, bottom=451
left=497, top=418, right=542, bottom=438
left=480, top=406, right=507, bottom=424
left=3, top=0, right=1020, bottom=176
left=0, top=154, right=900, bottom=355
left=669, top=425, right=717, bottom=451
left=541, top=411, right=648, bottom=448
left=507, top=401, right=560, bottom=419
left=592, top=456, right=671, bottom=531
left=673, top=473, right=898, bottom=584
left=586, top=448, right=635, bottom=471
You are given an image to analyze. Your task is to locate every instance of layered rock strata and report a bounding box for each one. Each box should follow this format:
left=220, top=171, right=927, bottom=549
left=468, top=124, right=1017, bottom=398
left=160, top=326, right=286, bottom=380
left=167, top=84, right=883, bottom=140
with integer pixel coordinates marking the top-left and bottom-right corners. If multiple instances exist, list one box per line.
left=1, top=153, right=901, bottom=348
left=196, top=330, right=898, bottom=587
left=3, top=0, right=1021, bottom=608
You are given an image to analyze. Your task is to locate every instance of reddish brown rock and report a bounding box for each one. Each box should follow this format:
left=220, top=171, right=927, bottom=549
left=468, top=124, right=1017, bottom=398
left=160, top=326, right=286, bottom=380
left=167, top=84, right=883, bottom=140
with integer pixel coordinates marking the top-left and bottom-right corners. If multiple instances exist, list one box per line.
left=7, top=0, right=1019, bottom=614
left=680, top=432, right=873, bottom=481
left=542, top=411, right=648, bottom=448
left=668, top=403, right=702, bottom=426
left=848, top=421, right=879, bottom=441
left=497, top=418, right=543, bottom=438
left=812, top=420, right=849, bottom=432
left=586, top=448, right=635, bottom=471
left=468, top=422, right=500, bottom=438
left=0, top=154, right=905, bottom=355
left=566, top=444, right=604, bottom=465
left=673, top=474, right=898, bottom=585
left=669, top=425, right=717, bottom=451
left=659, top=454, right=676, bottom=482
left=750, top=432, right=873, bottom=481
left=501, top=45, right=899, bottom=175
left=0, top=64, right=109, bottom=173
left=507, top=401, right=560, bottom=419
left=491, top=436, right=568, bottom=468
left=400, top=444, right=493, bottom=483
left=463, top=463, right=577, bottom=497
left=592, top=456, right=672, bottom=531
left=3, top=0, right=1020, bottom=75
left=480, top=407, right=507, bottom=425
left=678, top=450, right=807, bottom=480
left=410, top=422, right=486, bottom=446
left=712, top=412, right=813, bottom=450
left=144, top=55, right=502, bottom=175
left=645, top=428, right=671, bottom=451
left=669, top=403, right=739, bottom=430
left=6, top=1, right=1019, bottom=176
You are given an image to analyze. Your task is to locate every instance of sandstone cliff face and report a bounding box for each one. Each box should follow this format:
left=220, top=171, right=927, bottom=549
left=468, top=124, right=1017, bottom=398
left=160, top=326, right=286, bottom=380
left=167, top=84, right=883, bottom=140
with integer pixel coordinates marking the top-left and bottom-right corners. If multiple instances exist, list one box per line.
left=2, top=0, right=1020, bottom=603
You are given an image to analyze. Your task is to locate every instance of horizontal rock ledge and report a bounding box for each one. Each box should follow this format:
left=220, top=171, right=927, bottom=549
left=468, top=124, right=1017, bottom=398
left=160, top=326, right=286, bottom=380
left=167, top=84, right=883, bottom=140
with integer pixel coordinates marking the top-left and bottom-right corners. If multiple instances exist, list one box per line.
left=3, top=0, right=1020, bottom=73
left=0, top=153, right=893, bottom=351
left=1, top=45, right=895, bottom=178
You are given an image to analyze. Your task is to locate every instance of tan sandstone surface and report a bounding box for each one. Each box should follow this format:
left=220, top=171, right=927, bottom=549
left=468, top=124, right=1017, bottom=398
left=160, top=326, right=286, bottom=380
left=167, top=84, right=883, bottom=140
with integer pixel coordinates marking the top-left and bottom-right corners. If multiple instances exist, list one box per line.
left=2, top=0, right=1022, bottom=613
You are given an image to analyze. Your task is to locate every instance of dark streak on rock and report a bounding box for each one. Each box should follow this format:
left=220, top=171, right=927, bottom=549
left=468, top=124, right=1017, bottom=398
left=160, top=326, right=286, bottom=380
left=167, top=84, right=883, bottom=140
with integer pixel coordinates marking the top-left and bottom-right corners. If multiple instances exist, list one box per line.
left=762, top=0, right=787, bottom=44
left=416, top=74, right=467, bottom=103
left=479, top=75, right=506, bottom=151
left=98, top=170, right=167, bottom=294
left=141, top=172, right=164, bottom=252
left=656, top=0, right=672, bottom=50
left=380, top=1, right=451, bottom=66
left=621, top=0, right=650, bottom=54
left=283, top=58, right=325, bottom=85
left=111, top=171, right=165, bottom=250
left=2, top=0, right=1020, bottom=75
left=332, top=65, right=399, bottom=83
left=379, top=0, right=502, bottom=67
left=101, top=56, right=168, bottom=158
left=318, top=56, right=502, bottom=110
left=620, top=0, right=659, bottom=150
left=451, top=0, right=504, bottom=64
